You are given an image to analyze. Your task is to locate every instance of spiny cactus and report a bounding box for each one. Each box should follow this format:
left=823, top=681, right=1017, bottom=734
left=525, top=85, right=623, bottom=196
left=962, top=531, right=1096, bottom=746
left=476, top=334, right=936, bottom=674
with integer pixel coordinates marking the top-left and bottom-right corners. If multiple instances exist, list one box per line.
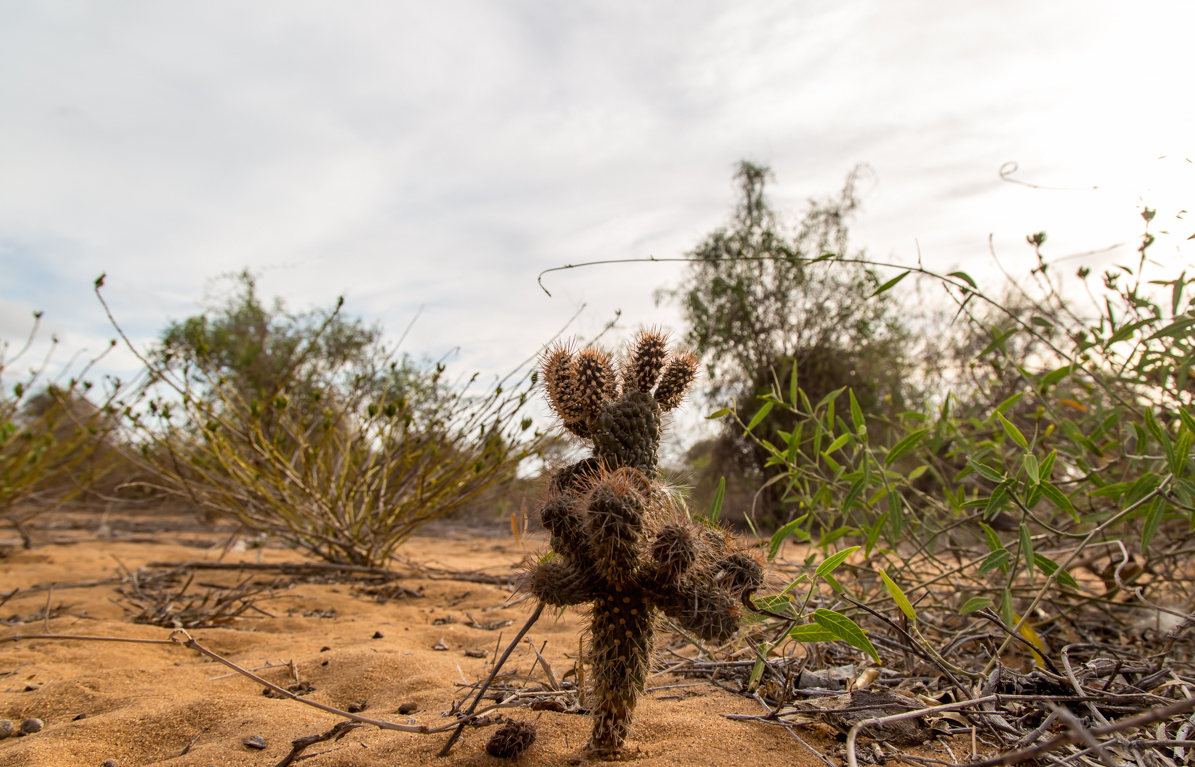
left=525, top=330, right=765, bottom=755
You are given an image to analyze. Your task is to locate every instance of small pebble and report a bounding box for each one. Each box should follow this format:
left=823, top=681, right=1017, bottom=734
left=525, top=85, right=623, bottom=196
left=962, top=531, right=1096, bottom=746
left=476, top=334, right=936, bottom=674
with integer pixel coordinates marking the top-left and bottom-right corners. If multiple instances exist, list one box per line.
left=371, top=631, right=384, bottom=639
left=23, top=683, right=40, bottom=692
left=398, top=703, right=417, bottom=715
left=73, top=713, right=87, bottom=721
left=346, top=700, right=368, bottom=713
left=102, top=760, right=119, bottom=767
left=19, top=718, right=44, bottom=735
left=464, top=649, right=486, bottom=658
left=0, top=720, right=13, bottom=738
left=242, top=735, right=267, bottom=750
left=319, top=646, right=331, bottom=652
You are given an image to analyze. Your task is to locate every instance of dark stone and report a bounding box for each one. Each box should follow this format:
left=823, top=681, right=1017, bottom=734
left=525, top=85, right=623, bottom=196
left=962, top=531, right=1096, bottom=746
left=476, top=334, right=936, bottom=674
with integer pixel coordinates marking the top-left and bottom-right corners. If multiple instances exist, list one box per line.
left=18, top=718, right=43, bottom=735
left=242, top=735, right=268, bottom=750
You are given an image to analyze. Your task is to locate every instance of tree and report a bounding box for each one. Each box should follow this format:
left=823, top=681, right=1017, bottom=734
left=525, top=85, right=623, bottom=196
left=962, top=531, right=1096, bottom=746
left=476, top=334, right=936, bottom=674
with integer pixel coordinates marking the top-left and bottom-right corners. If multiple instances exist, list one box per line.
left=672, top=161, right=913, bottom=525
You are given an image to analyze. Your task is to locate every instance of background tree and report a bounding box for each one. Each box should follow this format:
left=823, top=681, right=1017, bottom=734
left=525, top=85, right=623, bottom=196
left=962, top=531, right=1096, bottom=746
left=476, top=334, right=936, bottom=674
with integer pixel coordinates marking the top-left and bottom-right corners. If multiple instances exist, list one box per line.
left=671, top=161, right=914, bottom=527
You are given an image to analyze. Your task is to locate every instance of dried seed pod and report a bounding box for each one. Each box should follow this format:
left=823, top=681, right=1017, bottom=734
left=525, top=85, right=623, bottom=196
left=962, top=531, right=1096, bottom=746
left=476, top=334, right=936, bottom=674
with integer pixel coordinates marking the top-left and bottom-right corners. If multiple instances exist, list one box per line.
left=486, top=719, right=537, bottom=759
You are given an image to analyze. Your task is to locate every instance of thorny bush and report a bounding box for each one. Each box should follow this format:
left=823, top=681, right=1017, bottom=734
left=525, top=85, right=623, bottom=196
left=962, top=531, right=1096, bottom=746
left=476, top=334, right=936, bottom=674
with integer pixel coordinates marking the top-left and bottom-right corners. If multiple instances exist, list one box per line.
left=97, top=273, right=548, bottom=567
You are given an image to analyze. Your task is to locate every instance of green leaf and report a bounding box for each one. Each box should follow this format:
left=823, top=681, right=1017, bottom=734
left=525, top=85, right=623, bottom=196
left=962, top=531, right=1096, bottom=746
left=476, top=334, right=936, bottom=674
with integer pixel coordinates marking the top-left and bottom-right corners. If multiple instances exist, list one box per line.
left=1023, top=454, right=1040, bottom=486
left=815, top=546, right=860, bottom=579
left=706, top=408, right=732, bottom=420
left=1039, top=482, right=1075, bottom=523
left=768, top=517, right=807, bottom=560
left=1040, top=365, right=1073, bottom=388
left=745, top=401, right=774, bottom=432
left=1142, top=496, right=1166, bottom=554
left=842, top=476, right=866, bottom=510
left=1178, top=407, right=1195, bottom=436
left=872, top=270, right=910, bottom=297
left=994, top=392, right=1025, bottom=415
left=1039, top=450, right=1057, bottom=482
left=816, top=387, right=847, bottom=411
left=1019, top=524, right=1035, bottom=575
left=1033, top=553, right=1080, bottom=589
left=788, top=623, right=838, bottom=643
left=789, top=359, right=799, bottom=408
left=997, top=412, right=1029, bottom=449
left=959, top=597, right=994, bottom=615
left=1000, top=588, right=1015, bottom=629
left=984, top=483, right=1011, bottom=519
left=979, top=522, right=1003, bottom=553
left=1147, top=317, right=1195, bottom=341
left=879, top=569, right=917, bottom=624
left=864, top=512, right=887, bottom=557
left=885, top=429, right=930, bottom=465
left=812, top=608, right=879, bottom=662
left=1105, top=319, right=1153, bottom=346
left=825, top=433, right=851, bottom=454
left=1171, top=430, right=1193, bottom=476
left=709, top=476, right=726, bottom=522
left=849, top=390, right=865, bottom=434
left=980, top=326, right=1017, bottom=357
left=968, top=459, right=1006, bottom=483
left=978, top=549, right=1010, bottom=574
left=948, top=271, right=977, bottom=288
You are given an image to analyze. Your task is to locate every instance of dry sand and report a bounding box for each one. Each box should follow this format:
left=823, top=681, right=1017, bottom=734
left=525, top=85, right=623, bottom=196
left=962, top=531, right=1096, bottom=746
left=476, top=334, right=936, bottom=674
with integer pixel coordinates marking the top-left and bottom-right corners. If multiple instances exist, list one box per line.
left=0, top=531, right=955, bottom=767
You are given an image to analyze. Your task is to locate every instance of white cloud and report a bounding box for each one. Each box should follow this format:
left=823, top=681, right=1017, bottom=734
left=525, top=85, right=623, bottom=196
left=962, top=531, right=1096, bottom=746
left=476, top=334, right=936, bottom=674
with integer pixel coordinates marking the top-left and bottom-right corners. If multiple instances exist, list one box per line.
left=0, top=0, right=1191, bottom=395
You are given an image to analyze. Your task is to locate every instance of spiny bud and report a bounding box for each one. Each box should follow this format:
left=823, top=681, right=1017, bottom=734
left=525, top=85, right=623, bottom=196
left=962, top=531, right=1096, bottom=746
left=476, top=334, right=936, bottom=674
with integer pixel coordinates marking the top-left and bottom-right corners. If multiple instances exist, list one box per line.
left=719, top=551, right=766, bottom=596
left=653, top=353, right=698, bottom=411
left=625, top=329, right=668, bottom=393
left=651, top=523, right=697, bottom=582
left=574, top=348, right=618, bottom=418
left=541, top=344, right=586, bottom=422
left=527, top=560, right=594, bottom=607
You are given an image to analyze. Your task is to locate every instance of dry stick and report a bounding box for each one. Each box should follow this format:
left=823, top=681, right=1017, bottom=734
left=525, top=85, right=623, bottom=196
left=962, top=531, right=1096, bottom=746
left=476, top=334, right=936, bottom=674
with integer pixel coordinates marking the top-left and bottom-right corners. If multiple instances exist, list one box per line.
left=1051, top=706, right=1119, bottom=767
left=146, top=560, right=403, bottom=578
left=1, top=633, right=177, bottom=646
left=844, top=696, right=1001, bottom=767
left=168, top=631, right=448, bottom=733
left=965, top=693, right=1195, bottom=767
left=437, top=602, right=545, bottom=758
left=985, top=484, right=1170, bottom=676
left=2, top=631, right=455, bottom=734
left=274, top=720, right=361, bottom=767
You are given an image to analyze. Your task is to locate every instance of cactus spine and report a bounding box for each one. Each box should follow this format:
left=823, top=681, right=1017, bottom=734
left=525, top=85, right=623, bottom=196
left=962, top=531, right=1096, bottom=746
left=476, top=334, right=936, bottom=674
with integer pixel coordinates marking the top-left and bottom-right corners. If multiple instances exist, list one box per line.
left=525, top=330, right=764, bottom=755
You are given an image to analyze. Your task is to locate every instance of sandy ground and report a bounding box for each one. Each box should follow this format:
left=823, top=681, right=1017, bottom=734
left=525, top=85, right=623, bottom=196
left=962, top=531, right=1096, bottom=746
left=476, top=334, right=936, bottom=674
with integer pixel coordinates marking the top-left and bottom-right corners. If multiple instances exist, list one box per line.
left=0, top=527, right=961, bottom=767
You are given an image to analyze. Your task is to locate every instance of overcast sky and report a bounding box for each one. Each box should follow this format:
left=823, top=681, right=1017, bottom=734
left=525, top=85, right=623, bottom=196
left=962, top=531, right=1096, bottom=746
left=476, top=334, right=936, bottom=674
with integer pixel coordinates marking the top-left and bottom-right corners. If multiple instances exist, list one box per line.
left=1, top=1, right=1193, bottom=396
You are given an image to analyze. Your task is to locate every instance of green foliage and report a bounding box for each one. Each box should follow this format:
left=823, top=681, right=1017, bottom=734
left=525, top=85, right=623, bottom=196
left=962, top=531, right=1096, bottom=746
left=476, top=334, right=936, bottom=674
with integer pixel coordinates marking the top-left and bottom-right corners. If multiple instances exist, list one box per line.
left=0, top=313, right=125, bottom=535
left=671, top=162, right=918, bottom=525
left=104, top=274, right=544, bottom=567
left=720, top=203, right=1194, bottom=655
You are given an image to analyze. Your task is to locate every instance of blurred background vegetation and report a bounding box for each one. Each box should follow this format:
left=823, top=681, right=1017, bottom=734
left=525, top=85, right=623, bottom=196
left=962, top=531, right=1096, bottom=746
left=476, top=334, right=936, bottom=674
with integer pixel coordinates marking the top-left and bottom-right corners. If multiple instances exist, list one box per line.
left=2, top=161, right=1192, bottom=615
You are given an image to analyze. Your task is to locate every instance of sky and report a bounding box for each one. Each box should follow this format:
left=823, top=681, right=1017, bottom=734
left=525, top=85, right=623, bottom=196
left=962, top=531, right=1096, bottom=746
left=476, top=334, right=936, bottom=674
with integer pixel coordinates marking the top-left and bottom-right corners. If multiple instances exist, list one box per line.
left=1, top=1, right=1193, bottom=413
